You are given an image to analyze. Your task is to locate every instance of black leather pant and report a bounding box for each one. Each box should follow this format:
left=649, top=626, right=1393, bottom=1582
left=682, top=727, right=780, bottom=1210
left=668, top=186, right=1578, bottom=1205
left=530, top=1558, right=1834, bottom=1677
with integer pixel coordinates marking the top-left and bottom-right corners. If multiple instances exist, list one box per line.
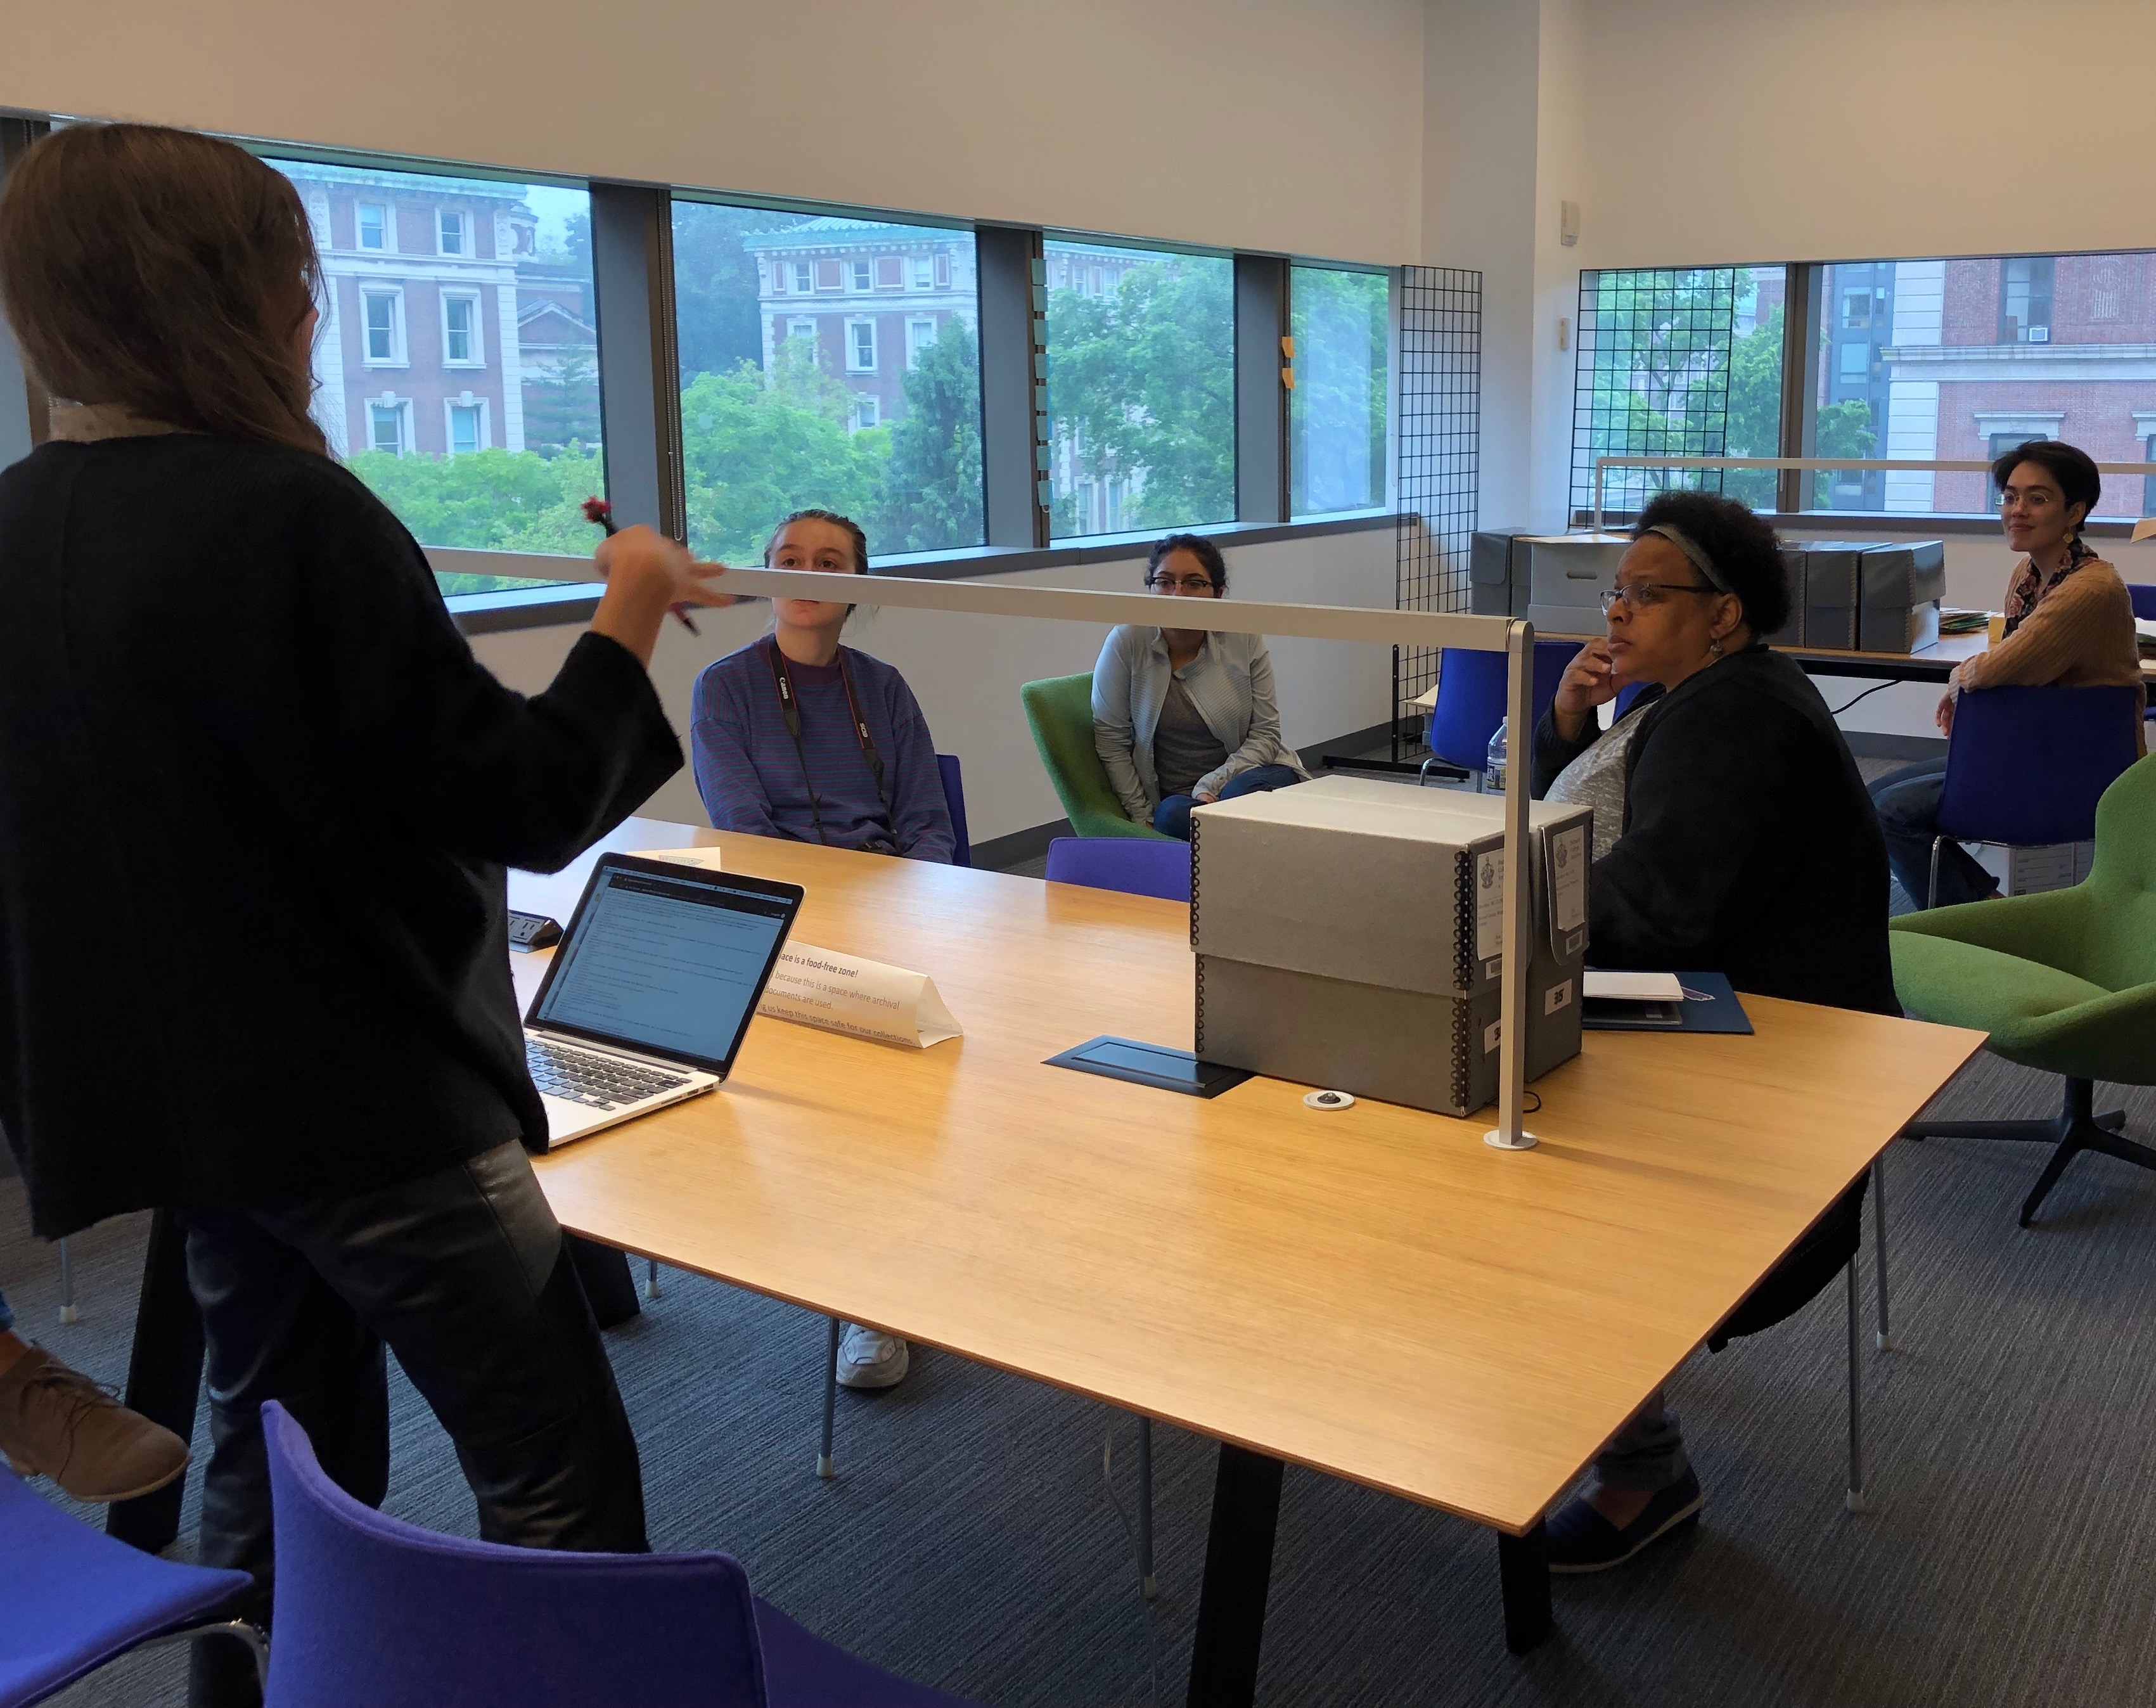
left=183, top=1141, right=646, bottom=1706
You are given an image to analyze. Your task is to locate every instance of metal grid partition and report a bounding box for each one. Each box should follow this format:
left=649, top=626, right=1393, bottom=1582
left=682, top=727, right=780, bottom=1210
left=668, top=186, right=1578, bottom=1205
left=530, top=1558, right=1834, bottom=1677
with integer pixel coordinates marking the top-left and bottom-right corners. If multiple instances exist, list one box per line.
left=1570, top=267, right=1741, bottom=520
left=1393, top=266, right=1482, bottom=760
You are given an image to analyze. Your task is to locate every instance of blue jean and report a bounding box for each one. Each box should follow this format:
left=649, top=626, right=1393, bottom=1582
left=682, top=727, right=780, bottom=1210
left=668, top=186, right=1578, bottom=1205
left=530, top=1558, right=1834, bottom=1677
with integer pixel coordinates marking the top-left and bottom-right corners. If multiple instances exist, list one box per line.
left=1870, top=759, right=1997, bottom=909
left=1153, top=764, right=1302, bottom=840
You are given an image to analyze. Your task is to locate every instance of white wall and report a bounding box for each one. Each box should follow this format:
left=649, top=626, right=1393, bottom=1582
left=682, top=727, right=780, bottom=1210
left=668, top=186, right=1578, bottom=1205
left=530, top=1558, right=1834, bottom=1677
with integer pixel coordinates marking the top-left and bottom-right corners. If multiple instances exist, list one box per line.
left=1, top=0, right=1425, bottom=266
left=470, top=529, right=1399, bottom=842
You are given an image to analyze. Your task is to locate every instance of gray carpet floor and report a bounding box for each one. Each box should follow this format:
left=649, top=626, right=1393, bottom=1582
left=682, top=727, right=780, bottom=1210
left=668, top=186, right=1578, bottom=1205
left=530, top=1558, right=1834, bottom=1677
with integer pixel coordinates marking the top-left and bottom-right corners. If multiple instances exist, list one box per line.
left=14, top=1054, right=2156, bottom=1707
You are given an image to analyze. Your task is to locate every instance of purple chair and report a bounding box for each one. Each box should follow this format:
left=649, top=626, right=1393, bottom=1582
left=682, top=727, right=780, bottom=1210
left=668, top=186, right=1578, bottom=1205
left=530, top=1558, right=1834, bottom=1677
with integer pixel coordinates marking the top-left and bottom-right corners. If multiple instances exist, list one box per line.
left=1044, top=836, right=1192, bottom=903
left=2126, top=582, right=2156, bottom=621
left=259, top=1403, right=970, bottom=1708
left=935, top=754, right=971, bottom=868
left=1420, top=640, right=1585, bottom=781
left=1930, top=684, right=2144, bottom=907
left=0, top=1467, right=260, bottom=1707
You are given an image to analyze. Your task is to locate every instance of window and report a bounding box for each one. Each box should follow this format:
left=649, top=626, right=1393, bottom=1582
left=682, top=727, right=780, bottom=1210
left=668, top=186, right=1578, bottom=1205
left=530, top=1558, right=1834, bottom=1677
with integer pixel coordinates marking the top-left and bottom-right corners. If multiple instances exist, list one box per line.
left=447, top=399, right=485, bottom=455
left=1569, top=266, right=1785, bottom=517
left=850, top=259, right=873, bottom=292
left=1044, top=238, right=1234, bottom=539
left=368, top=398, right=410, bottom=455
left=912, top=255, right=934, bottom=290
left=934, top=254, right=951, bottom=290
left=361, top=288, right=406, bottom=364
left=875, top=257, right=903, bottom=290
left=671, top=199, right=983, bottom=562
left=441, top=292, right=483, bottom=366
left=1289, top=264, right=1389, bottom=517
left=847, top=318, right=877, bottom=372
left=1805, top=251, right=2152, bottom=518
left=906, top=316, right=937, bottom=369
left=1839, top=341, right=1870, bottom=376
left=269, top=158, right=602, bottom=588
left=1999, top=257, right=2054, bottom=344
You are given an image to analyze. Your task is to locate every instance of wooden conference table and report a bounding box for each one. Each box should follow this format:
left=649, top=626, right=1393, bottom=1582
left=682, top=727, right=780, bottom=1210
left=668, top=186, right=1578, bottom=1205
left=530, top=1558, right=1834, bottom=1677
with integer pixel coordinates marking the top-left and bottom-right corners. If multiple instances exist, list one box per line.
left=510, top=818, right=1983, bottom=1707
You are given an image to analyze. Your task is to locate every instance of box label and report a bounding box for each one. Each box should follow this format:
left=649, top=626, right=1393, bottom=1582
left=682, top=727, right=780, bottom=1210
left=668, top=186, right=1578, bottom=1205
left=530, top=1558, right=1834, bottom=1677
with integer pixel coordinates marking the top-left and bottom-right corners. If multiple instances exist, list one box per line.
left=1543, top=979, right=1574, bottom=1016
left=1483, top=1020, right=1501, bottom=1054
left=1547, top=824, right=1587, bottom=935
left=1476, top=849, right=1504, bottom=961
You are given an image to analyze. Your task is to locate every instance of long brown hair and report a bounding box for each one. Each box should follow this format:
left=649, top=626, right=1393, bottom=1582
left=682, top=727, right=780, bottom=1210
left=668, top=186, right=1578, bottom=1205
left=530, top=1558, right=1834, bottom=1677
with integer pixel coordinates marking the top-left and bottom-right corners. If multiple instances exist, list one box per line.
left=0, top=123, right=326, bottom=453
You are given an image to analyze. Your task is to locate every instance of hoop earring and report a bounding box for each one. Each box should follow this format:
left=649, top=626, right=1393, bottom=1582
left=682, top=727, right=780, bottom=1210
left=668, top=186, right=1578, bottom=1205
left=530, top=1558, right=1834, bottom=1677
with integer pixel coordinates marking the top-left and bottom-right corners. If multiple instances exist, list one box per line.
left=1708, top=638, right=1724, bottom=660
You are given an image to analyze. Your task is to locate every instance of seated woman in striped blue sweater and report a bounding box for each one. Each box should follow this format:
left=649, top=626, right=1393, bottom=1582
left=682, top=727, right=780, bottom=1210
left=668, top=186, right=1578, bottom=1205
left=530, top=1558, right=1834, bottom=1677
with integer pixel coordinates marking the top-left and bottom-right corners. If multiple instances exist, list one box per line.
left=690, top=508, right=953, bottom=1395
left=690, top=509, right=955, bottom=865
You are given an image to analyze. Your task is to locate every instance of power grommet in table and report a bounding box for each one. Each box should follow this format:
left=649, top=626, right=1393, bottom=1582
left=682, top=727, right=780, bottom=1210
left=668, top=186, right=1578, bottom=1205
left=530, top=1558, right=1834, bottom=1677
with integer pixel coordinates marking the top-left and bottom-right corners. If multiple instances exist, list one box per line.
left=1304, top=1089, right=1356, bottom=1111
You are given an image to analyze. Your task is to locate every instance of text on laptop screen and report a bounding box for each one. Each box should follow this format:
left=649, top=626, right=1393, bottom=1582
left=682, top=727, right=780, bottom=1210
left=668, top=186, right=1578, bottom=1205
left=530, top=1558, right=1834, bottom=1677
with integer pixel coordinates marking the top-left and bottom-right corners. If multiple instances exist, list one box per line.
left=535, top=868, right=792, bottom=1065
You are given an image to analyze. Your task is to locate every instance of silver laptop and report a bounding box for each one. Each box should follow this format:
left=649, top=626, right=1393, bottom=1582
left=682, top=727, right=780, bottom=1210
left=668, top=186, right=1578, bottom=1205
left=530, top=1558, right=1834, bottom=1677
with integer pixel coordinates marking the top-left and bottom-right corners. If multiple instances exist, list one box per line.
left=522, top=853, right=804, bottom=1146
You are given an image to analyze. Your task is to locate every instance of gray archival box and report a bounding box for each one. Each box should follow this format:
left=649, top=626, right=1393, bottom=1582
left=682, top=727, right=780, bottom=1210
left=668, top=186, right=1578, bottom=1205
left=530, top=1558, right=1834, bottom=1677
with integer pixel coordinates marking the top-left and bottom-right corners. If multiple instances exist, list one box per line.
left=1190, top=776, right=1592, bottom=1117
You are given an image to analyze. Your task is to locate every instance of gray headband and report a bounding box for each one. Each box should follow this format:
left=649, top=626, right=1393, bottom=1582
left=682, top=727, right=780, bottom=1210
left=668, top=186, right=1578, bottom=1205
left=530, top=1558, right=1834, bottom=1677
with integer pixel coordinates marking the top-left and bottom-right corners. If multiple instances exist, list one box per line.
left=1643, top=523, right=1730, bottom=594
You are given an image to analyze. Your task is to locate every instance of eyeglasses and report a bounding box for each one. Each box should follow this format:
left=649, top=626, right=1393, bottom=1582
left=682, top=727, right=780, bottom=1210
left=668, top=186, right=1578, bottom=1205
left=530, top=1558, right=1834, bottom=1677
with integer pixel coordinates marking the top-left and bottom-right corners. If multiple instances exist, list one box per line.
left=1146, top=574, right=1217, bottom=594
left=1600, top=581, right=1719, bottom=614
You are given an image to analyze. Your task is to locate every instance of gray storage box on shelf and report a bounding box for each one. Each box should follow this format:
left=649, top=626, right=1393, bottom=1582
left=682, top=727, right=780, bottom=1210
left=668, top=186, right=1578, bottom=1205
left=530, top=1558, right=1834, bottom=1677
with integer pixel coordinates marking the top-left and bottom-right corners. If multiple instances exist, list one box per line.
left=1797, top=541, right=1866, bottom=650
left=1766, top=546, right=1807, bottom=645
left=1470, top=529, right=1534, bottom=619
left=1858, top=540, right=1946, bottom=653
left=1189, top=777, right=1591, bottom=1117
left=1522, top=533, right=1628, bottom=638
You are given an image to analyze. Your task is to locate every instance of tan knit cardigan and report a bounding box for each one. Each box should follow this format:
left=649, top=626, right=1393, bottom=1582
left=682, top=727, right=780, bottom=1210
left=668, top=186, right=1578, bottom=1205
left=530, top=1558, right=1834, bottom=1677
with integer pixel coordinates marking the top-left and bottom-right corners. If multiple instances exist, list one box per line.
left=1953, top=555, right=2147, bottom=757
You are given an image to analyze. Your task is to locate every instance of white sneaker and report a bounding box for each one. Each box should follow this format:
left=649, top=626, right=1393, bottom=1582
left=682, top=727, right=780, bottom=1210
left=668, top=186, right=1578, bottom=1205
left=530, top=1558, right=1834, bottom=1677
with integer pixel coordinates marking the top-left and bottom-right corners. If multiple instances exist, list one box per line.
left=835, top=1325, right=910, bottom=1389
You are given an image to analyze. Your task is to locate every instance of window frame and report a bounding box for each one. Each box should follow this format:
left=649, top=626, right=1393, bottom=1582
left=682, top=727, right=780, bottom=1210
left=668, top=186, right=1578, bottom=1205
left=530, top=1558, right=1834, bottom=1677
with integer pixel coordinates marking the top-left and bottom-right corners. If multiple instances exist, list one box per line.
left=359, top=285, right=407, bottom=366
left=356, top=200, right=389, bottom=252
left=437, top=207, right=472, bottom=258
left=845, top=316, right=877, bottom=373
left=366, top=395, right=413, bottom=456
left=444, top=395, right=489, bottom=456
left=439, top=288, right=485, bottom=368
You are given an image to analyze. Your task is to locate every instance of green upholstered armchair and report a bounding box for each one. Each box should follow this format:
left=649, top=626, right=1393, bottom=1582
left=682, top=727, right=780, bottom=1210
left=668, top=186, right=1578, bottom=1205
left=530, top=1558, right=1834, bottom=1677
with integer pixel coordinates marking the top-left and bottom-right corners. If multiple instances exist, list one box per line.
left=1890, top=754, right=2156, bottom=1226
left=1019, top=673, right=1172, bottom=842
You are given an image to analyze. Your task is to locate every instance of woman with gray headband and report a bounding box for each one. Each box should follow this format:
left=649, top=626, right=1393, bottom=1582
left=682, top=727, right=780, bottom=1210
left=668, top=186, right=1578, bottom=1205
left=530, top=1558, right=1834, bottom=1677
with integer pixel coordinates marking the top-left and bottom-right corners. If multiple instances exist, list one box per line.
left=1527, top=489, right=1895, bottom=1575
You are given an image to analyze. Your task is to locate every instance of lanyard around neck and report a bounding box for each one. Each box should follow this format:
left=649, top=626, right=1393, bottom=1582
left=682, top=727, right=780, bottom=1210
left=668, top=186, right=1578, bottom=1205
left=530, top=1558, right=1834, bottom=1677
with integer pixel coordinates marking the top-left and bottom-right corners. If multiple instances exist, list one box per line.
left=765, top=637, right=890, bottom=837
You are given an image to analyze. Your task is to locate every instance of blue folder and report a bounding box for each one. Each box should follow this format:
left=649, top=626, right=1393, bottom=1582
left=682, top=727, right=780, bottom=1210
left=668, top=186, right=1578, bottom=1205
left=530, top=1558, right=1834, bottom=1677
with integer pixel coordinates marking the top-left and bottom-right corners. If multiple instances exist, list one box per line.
left=1581, top=970, right=1753, bottom=1034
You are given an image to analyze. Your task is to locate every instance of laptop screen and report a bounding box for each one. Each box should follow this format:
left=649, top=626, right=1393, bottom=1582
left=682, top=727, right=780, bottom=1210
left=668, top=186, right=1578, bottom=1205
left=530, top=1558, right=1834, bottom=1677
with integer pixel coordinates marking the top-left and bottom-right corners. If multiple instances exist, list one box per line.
left=528, top=856, right=802, bottom=1075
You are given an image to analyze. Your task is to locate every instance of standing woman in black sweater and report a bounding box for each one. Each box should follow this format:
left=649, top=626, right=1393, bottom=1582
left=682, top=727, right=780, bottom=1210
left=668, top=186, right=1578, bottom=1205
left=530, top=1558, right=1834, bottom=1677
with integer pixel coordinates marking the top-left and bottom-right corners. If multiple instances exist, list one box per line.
left=0, top=125, right=724, bottom=1704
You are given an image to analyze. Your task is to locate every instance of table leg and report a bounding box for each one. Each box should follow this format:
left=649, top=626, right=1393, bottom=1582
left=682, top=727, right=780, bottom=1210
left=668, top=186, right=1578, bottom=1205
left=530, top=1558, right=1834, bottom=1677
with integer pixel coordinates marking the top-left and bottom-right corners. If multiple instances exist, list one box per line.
left=1497, top=1521, right=1551, bottom=1655
left=1185, top=1444, right=1284, bottom=1708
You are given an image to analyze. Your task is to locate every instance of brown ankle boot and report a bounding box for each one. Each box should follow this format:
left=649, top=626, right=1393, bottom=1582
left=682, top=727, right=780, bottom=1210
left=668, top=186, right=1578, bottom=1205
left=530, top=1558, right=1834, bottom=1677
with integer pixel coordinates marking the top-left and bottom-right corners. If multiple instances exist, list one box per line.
left=0, top=1345, right=190, bottom=1502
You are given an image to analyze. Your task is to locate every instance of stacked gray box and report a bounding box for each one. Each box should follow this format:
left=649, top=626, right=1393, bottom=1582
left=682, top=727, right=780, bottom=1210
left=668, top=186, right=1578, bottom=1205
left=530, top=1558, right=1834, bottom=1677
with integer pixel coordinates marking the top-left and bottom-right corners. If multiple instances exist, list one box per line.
left=1766, top=546, right=1807, bottom=644
left=1470, top=529, right=1533, bottom=619
left=1798, top=541, right=1865, bottom=650
left=1522, top=533, right=1629, bottom=638
left=1189, top=777, right=1591, bottom=1117
left=1857, top=541, right=1946, bottom=653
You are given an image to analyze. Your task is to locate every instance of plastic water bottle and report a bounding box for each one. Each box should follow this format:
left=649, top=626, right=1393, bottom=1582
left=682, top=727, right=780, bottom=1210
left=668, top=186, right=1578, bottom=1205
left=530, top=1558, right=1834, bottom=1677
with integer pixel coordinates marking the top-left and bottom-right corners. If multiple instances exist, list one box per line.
left=1484, top=717, right=1508, bottom=793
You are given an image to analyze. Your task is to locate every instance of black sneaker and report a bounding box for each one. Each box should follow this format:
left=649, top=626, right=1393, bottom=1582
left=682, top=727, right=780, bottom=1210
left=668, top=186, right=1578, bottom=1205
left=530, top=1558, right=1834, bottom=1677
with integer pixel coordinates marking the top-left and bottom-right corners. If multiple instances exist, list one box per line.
left=1546, top=1470, right=1703, bottom=1574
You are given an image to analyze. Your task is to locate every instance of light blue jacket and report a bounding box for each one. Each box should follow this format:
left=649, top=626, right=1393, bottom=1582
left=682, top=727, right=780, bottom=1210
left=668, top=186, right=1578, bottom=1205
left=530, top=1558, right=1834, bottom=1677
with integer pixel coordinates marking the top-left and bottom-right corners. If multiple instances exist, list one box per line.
left=1091, top=625, right=1309, bottom=823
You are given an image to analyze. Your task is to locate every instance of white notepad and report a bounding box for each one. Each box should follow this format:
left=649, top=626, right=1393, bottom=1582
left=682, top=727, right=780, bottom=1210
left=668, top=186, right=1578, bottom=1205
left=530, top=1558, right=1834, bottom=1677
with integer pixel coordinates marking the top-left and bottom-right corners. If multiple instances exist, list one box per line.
left=1581, top=971, right=1684, bottom=1002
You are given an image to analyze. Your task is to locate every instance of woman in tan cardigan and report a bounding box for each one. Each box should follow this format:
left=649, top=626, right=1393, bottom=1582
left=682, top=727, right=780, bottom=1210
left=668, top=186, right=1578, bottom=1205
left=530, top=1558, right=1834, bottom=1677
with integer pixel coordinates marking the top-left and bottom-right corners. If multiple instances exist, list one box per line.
left=1872, top=439, right=2146, bottom=908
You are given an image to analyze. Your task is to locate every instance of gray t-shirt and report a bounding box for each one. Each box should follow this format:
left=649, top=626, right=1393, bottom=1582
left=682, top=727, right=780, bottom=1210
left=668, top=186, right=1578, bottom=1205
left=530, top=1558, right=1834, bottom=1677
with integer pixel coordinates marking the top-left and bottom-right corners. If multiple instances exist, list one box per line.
left=1545, top=703, right=1648, bottom=861
left=1153, top=672, right=1231, bottom=797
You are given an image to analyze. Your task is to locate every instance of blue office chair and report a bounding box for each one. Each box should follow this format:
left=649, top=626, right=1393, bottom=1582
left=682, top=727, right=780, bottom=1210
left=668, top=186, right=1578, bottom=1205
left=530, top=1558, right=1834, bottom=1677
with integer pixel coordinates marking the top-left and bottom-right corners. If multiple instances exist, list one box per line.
left=0, top=1468, right=261, bottom=1707
left=1929, top=684, right=2145, bottom=908
left=1420, top=640, right=1584, bottom=783
left=1043, top=837, right=1192, bottom=903
left=259, top=1403, right=971, bottom=1708
left=935, top=754, right=972, bottom=868
left=2126, top=582, right=2156, bottom=621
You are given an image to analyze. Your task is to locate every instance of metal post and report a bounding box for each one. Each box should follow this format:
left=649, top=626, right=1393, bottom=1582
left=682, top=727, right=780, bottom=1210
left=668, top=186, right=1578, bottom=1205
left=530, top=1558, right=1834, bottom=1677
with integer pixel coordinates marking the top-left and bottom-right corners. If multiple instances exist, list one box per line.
left=817, top=1317, right=840, bottom=1479
left=1138, top=1416, right=1157, bottom=1599
left=1872, top=1160, right=1891, bottom=1351
left=1485, top=620, right=1537, bottom=1152
left=57, top=1236, right=77, bottom=1326
left=645, top=1257, right=661, bottom=1301
left=1845, top=1256, right=1866, bottom=1513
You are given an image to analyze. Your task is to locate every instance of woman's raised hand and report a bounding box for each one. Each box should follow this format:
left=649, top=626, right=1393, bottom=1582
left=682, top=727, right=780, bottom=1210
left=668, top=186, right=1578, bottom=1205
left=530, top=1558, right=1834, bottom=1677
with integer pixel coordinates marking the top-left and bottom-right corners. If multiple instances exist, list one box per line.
left=595, top=525, right=742, bottom=608
left=1551, top=637, right=1621, bottom=738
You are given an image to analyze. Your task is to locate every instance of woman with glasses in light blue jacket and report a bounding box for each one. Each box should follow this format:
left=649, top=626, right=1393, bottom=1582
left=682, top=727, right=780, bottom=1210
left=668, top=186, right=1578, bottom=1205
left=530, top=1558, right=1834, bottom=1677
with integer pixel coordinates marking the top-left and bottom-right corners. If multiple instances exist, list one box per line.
left=1091, top=534, right=1309, bottom=839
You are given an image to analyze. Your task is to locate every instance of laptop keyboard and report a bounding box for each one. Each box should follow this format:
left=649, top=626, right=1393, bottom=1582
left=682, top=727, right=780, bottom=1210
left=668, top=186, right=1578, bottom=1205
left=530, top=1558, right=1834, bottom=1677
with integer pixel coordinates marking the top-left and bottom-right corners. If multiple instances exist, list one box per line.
left=525, top=1037, right=691, bottom=1110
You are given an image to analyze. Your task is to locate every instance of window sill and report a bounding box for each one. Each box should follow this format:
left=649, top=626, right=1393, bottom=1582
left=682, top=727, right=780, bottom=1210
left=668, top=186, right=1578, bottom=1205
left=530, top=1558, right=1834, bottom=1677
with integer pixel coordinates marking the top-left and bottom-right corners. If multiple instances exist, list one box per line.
left=1575, top=508, right=2149, bottom=541
left=442, top=509, right=1396, bottom=635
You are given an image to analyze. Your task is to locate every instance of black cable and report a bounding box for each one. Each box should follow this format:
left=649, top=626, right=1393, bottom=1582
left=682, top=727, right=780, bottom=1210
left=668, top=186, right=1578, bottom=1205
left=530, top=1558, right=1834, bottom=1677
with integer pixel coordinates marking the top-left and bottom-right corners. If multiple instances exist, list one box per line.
left=1828, top=680, right=1898, bottom=717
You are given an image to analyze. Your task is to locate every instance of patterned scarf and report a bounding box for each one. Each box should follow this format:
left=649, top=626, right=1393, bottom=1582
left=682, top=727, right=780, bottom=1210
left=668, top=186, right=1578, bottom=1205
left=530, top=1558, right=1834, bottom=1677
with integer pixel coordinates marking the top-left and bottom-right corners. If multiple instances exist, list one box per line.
left=2002, top=535, right=2096, bottom=638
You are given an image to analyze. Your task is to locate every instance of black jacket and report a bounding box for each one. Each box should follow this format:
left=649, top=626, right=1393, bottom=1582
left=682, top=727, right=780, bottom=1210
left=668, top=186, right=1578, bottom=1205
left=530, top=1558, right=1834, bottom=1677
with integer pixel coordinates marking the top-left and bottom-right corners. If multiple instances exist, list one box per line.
left=0, top=436, right=680, bottom=1236
left=1530, top=643, right=1896, bottom=1016
left=1530, top=644, right=1893, bottom=1344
